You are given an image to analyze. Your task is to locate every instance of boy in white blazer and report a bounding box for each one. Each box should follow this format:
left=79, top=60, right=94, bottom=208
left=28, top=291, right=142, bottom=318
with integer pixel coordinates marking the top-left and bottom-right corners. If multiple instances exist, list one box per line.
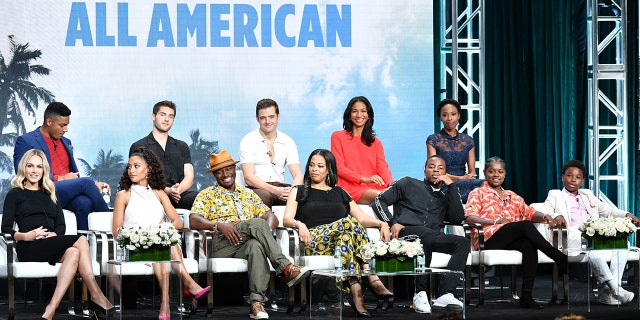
left=538, top=160, right=640, bottom=305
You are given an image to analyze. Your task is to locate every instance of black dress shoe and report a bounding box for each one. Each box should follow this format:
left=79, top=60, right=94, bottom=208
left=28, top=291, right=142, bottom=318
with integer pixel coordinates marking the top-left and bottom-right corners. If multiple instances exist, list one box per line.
left=348, top=297, right=371, bottom=318
left=519, top=297, right=542, bottom=309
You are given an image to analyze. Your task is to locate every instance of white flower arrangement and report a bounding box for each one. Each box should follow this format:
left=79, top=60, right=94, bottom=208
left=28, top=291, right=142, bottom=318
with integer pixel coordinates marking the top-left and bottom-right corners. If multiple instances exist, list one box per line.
left=360, top=237, right=424, bottom=261
left=578, top=216, right=636, bottom=239
left=116, top=223, right=181, bottom=251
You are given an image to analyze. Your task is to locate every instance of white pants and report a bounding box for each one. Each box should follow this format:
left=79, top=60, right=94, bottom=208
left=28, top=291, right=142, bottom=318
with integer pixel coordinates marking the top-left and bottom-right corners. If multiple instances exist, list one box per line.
left=537, top=223, right=630, bottom=287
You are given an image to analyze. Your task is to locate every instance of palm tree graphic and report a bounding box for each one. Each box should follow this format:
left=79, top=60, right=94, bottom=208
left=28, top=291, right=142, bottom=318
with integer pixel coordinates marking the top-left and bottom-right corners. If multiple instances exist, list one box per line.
left=0, top=35, right=54, bottom=208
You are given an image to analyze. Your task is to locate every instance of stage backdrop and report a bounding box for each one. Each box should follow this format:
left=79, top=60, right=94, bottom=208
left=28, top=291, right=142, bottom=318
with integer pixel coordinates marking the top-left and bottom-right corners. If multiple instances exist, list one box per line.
left=0, top=1, right=434, bottom=205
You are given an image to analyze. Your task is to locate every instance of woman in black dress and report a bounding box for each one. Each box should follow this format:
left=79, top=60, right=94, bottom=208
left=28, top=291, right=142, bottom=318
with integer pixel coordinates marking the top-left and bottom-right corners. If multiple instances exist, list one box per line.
left=1, top=149, right=112, bottom=320
left=282, top=149, right=393, bottom=317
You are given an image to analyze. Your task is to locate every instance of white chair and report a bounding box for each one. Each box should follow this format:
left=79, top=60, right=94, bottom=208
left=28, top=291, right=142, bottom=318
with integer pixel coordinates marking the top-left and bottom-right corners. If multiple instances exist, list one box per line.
left=1, top=209, right=100, bottom=320
left=87, top=211, right=199, bottom=313
left=454, top=219, right=561, bottom=306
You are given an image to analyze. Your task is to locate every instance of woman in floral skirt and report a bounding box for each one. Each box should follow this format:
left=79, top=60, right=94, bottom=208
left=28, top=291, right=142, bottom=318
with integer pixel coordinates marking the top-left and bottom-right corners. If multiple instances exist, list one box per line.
left=283, top=149, right=393, bottom=317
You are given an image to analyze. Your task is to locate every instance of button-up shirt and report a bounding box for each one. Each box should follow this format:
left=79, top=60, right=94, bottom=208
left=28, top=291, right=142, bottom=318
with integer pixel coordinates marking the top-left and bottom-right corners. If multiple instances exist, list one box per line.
left=465, top=182, right=536, bottom=249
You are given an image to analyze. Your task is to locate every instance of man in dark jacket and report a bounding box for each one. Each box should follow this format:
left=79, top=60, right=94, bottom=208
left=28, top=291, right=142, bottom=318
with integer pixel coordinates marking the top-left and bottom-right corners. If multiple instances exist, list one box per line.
left=372, top=155, right=469, bottom=314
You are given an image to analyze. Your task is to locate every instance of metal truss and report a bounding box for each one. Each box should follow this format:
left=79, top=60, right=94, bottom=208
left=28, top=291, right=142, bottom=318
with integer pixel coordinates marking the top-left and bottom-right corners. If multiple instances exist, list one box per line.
left=439, top=0, right=485, bottom=177
left=587, top=0, right=629, bottom=210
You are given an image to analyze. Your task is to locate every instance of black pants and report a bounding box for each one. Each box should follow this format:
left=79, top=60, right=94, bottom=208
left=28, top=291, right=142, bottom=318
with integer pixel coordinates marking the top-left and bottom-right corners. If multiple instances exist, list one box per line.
left=401, top=227, right=470, bottom=295
left=484, top=220, right=567, bottom=296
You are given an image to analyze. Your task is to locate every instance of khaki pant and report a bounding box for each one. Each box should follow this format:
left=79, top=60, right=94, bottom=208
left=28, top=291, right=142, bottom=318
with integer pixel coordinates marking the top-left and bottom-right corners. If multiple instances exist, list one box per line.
left=211, top=218, right=291, bottom=303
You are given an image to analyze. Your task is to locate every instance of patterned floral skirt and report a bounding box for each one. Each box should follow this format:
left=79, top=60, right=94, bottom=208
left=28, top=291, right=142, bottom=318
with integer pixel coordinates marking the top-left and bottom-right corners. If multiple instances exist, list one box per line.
left=305, top=215, right=370, bottom=271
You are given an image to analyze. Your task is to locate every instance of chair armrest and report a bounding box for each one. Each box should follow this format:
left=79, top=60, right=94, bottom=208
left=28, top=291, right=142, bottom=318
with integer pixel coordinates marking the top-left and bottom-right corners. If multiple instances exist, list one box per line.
left=197, top=229, right=215, bottom=259
left=88, top=230, right=116, bottom=262
left=1, top=232, right=16, bottom=278
left=462, top=223, right=484, bottom=250
left=276, top=226, right=300, bottom=264
left=180, top=227, right=201, bottom=260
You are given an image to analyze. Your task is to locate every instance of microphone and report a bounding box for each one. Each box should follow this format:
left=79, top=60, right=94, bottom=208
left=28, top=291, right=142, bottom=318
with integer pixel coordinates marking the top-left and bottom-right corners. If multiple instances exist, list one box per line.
left=53, top=143, right=57, bottom=151
left=267, top=150, right=272, bottom=157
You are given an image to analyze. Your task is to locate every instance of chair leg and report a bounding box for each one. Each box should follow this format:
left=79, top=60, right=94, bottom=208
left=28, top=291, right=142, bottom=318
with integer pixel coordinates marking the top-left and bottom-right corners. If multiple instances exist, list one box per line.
left=299, top=278, right=308, bottom=313
left=464, top=266, right=472, bottom=305
left=510, top=265, right=519, bottom=300
left=207, top=271, right=214, bottom=315
left=8, top=277, right=15, bottom=320
left=478, top=265, right=486, bottom=306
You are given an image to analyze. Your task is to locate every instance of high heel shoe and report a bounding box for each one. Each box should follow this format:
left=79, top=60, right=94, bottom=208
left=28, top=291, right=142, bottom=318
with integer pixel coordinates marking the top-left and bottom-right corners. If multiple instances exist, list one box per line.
left=87, top=300, right=116, bottom=315
left=183, top=285, right=211, bottom=299
left=369, top=279, right=394, bottom=299
left=348, top=278, right=371, bottom=318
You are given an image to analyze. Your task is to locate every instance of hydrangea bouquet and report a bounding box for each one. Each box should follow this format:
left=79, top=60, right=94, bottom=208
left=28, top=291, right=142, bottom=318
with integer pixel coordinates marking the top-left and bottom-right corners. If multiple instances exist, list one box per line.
left=578, top=216, right=635, bottom=239
left=360, top=237, right=424, bottom=261
left=116, top=223, right=181, bottom=251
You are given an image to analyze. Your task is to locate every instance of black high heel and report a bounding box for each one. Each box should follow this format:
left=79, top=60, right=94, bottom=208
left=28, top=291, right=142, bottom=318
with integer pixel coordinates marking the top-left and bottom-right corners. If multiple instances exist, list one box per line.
left=369, top=279, right=394, bottom=299
left=348, top=278, right=371, bottom=318
left=87, top=300, right=116, bottom=315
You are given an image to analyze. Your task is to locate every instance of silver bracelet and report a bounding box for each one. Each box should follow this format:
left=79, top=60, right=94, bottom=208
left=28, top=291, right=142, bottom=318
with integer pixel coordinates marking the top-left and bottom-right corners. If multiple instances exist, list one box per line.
left=292, top=220, right=298, bottom=229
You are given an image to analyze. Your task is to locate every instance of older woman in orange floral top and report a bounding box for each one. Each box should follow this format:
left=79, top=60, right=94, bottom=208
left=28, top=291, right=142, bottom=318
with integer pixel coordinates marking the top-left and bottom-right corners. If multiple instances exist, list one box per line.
left=464, top=157, right=567, bottom=309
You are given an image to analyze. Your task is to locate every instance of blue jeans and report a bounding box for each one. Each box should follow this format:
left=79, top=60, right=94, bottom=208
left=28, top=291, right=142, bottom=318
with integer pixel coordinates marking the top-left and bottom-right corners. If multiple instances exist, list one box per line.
left=55, top=177, right=109, bottom=230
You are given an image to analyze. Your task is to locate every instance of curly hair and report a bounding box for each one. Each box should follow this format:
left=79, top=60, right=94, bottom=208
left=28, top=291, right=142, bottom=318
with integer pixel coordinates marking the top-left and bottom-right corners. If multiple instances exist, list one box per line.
left=342, top=96, right=376, bottom=146
left=118, top=147, right=166, bottom=191
left=11, top=149, right=57, bottom=202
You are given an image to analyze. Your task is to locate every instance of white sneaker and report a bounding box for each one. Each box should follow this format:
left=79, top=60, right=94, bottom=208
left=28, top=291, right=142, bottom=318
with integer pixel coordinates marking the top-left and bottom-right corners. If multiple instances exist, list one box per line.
left=597, top=287, right=619, bottom=305
left=412, top=291, right=431, bottom=314
left=612, top=287, right=635, bottom=305
left=432, top=292, right=463, bottom=311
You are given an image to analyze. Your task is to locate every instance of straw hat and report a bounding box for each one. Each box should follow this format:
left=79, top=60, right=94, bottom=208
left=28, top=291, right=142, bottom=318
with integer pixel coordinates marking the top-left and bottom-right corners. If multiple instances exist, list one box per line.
left=207, top=150, right=239, bottom=173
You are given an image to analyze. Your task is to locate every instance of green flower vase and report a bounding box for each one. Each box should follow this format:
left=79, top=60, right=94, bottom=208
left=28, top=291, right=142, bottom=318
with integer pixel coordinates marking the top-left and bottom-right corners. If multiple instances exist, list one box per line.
left=374, top=256, right=415, bottom=273
left=128, top=246, right=171, bottom=262
left=587, top=236, right=628, bottom=250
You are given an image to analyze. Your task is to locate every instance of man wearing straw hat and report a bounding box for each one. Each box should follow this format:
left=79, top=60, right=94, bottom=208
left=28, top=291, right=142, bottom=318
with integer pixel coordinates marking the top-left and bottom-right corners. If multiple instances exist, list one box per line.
left=189, top=150, right=310, bottom=320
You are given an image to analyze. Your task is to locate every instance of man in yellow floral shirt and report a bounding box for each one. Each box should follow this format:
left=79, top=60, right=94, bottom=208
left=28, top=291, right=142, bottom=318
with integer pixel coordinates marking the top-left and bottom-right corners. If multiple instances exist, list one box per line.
left=189, top=150, right=310, bottom=320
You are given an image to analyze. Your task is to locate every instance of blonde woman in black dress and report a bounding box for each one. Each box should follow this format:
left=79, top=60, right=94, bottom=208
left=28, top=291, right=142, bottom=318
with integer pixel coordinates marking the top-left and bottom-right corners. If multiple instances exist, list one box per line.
left=1, top=149, right=112, bottom=319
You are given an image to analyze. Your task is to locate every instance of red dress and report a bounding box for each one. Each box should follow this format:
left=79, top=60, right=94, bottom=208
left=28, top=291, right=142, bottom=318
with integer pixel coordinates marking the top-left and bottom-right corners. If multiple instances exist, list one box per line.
left=330, top=130, right=393, bottom=202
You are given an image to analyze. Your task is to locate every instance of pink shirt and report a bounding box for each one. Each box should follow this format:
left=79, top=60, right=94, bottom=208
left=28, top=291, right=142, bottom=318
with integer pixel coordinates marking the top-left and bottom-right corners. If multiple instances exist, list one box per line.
left=565, top=189, right=589, bottom=226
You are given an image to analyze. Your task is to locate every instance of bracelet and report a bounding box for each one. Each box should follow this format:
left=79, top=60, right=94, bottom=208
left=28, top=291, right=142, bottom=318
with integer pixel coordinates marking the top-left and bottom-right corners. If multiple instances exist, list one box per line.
left=212, top=222, right=218, bottom=233
left=292, top=220, right=298, bottom=229
left=492, top=219, right=497, bottom=225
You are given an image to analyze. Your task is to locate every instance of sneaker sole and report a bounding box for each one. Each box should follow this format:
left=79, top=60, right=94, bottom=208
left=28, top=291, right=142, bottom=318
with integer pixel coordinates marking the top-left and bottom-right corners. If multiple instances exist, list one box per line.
left=432, top=304, right=463, bottom=312
left=286, top=267, right=311, bottom=287
left=413, top=308, right=431, bottom=314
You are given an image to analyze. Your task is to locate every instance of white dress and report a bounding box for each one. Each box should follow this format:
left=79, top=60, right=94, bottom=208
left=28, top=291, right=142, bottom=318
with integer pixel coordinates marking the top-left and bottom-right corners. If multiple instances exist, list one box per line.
left=123, top=184, right=165, bottom=228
